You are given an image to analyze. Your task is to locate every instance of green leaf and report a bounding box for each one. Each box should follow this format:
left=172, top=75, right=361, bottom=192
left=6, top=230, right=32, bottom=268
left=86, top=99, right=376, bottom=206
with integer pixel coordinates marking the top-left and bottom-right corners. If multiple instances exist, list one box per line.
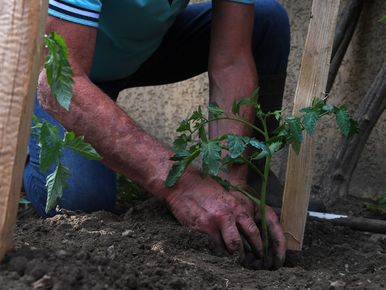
left=45, top=163, right=70, bottom=213
left=348, top=118, right=359, bottom=137
left=44, top=32, right=74, bottom=111
left=172, top=134, right=189, bottom=155
left=272, top=110, right=282, bottom=121
left=208, top=102, right=224, bottom=117
left=165, top=149, right=200, bottom=187
left=286, top=116, right=303, bottom=143
left=249, top=87, right=260, bottom=108
left=165, top=161, right=186, bottom=187
left=63, top=131, right=102, bottom=160
left=268, top=141, right=283, bottom=154
left=302, top=111, right=319, bottom=135
left=250, top=138, right=270, bottom=160
left=291, top=139, right=301, bottom=154
left=232, top=99, right=240, bottom=114
left=322, top=105, right=335, bottom=112
left=227, top=135, right=249, bottom=158
left=19, top=197, right=31, bottom=205
left=201, top=141, right=222, bottom=176
left=198, top=126, right=208, bottom=143
left=190, top=106, right=203, bottom=121
left=176, top=119, right=190, bottom=132
left=39, top=121, right=63, bottom=172
left=335, top=106, right=351, bottom=137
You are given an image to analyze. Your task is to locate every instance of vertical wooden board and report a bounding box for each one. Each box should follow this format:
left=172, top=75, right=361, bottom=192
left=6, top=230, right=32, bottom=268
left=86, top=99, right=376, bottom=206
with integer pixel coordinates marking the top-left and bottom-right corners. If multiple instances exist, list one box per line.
left=0, top=0, right=48, bottom=261
left=280, top=0, right=341, bottom=251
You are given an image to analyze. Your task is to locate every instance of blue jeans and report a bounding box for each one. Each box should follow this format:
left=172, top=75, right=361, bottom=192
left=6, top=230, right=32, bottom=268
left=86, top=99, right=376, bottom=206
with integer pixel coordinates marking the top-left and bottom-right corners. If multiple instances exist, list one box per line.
left=24, top=0, right=290, bottom=217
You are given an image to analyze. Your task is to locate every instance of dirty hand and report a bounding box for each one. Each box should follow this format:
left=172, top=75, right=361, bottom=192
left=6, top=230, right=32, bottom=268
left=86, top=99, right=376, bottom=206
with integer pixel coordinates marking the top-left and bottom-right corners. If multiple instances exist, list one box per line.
left=165, top=176, right=286, bottom=269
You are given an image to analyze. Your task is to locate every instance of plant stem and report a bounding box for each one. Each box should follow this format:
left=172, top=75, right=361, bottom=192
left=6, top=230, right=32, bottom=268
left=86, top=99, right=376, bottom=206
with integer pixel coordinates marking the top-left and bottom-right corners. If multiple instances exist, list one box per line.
left=193, top=116, right=266, bottom=137
left=240, top=155, right=265, bottom=180
left=259, top=154, right=271, bottom=256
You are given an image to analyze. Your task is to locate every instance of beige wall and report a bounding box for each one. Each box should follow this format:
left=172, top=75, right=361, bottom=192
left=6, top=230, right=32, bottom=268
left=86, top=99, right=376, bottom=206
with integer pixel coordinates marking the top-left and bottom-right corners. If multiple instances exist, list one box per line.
left=117, top=0, right=386, bottom=199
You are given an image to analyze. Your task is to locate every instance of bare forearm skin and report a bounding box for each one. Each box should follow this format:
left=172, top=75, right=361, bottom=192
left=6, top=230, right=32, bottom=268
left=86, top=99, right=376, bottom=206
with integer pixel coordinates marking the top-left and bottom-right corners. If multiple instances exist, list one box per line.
left=38, top=73, right=199, bottom=200
left=209, top=1, right=258, bottom=184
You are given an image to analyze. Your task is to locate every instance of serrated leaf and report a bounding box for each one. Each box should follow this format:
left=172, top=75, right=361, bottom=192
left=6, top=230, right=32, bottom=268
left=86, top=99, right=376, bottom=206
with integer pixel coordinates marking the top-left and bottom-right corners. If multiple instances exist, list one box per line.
left=227, top=135, right=249, bottom=158
left=190, top=106, right=203, bottom=121
left=208, top=102, right=224, bottom=117
left=172, top=134, right=190, bottom=154
left=286, top=116, right=303, bottom=143
left=165, top=149, right=200, bottom=187
left=176, top=119, right=190, bottom=132
left=165, top=161, right=186, bottom=187
left=302, top=111, right=319, bottom=135
left=201, top=141, right=221, bottom=176
left=272, top=110, right=282, bottom=121
left=44, top=32, right=74, bottom=111
left=249, top=138, right=265, bottom=150
left=39, top=121, right=63, bottom=172
left=249, top=87, right=260, bottom=108
left=250, top=138, right=270, bottom=160
left=63, top=131, right=102, bottom=160
left=335, top=106, right=351, bottom=137
left=45, top=163, right=70, bottom=213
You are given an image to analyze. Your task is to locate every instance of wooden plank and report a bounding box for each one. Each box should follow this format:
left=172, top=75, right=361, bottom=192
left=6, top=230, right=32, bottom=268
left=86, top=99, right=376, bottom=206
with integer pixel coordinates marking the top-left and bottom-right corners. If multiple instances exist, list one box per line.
left=0, top=0, right=48, bottom=261
left=280, top=0, right=341, bottom=251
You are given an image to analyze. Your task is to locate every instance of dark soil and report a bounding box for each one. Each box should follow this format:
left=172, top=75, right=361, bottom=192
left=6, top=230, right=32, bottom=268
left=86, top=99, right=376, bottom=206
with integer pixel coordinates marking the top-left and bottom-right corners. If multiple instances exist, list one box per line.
left=1, top=199, right=386, bottom=290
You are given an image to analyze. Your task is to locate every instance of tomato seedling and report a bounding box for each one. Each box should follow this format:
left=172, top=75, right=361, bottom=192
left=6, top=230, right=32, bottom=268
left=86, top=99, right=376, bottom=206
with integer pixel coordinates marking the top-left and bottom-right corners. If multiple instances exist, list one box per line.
left=166, top=89, right=358, bottom=258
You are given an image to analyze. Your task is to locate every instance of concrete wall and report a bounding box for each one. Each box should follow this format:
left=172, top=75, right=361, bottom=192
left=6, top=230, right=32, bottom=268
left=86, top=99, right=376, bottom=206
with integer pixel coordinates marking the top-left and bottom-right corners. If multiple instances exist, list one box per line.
left=117, top=0, right=386, bottom=199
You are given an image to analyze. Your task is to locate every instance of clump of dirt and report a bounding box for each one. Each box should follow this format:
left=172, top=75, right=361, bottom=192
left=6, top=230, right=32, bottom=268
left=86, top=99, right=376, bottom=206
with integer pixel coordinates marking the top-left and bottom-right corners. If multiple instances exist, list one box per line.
left=1, top=199, right=386, bottom=290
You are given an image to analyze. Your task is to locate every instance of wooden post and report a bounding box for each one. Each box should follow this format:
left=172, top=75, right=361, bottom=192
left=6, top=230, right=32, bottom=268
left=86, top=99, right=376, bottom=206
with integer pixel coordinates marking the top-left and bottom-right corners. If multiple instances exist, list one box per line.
left=0, top=1, right=48, bottom=261
left=280, top=0, right=341, bottom=251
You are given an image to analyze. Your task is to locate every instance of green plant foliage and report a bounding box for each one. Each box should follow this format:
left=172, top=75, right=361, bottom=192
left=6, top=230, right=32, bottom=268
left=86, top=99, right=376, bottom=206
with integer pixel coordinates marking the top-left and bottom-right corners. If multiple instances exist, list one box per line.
left=45, top=162, right=70, bottom=213
left=35, top=32, right=104, bottom=213
left=201, top=140, right=222, bottom=176
left=227, top=135, right=249, bottom=158
left=366, top=191, right=386, bottom=214
left=166, top=89, right=358, bottom=258
left=63, top=132, right=101, bottom=160
left=44, top=32, right=74, bottom=111
left=33, top=116, right=102, bottom=213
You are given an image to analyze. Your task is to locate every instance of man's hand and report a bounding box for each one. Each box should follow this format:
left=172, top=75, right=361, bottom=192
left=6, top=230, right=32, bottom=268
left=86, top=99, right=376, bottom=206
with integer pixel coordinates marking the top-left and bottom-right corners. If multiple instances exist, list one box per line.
left=166, top=176, right=286, bottom=269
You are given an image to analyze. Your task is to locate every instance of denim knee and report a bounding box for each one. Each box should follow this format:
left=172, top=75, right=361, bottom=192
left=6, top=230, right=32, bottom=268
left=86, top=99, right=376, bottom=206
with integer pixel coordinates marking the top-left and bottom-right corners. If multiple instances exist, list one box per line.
left=252, top=0, right=291, bottom=75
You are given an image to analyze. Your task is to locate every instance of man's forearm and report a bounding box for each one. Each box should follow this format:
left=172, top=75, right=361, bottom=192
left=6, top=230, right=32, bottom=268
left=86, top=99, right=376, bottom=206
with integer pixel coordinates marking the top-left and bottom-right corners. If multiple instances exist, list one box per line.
left=38, top=73, right=196, bottom=200
left=208, top=1, right=257, bottom=183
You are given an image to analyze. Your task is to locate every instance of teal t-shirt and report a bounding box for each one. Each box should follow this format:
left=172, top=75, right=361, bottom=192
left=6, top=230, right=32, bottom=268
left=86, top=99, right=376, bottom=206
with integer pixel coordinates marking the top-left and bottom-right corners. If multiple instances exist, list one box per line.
left=48, top=0, right=254, bottom=82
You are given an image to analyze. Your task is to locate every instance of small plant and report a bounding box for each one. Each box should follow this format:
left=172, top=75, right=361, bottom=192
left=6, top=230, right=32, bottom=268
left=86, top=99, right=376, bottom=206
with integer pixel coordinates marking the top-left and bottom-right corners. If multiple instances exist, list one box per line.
left=166, top=89, right=358, bottom=258
left=31, top=32, right=102, bottom=213
left=366, top=191, right=386, bottom=214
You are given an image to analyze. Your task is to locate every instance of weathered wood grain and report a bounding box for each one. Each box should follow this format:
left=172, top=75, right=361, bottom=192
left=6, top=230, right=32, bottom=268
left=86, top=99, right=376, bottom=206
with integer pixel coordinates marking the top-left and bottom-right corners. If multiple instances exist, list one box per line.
left=0, top=1, right=47, bottom=261
left=280, top=0, right=341, bottom=251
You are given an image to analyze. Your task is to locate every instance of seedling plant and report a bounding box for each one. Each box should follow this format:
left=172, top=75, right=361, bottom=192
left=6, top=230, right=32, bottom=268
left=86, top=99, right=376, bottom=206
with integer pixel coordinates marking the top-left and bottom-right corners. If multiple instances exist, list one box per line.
left=166, top=90, right=358, bottom=257
left=33, top=32, right=101, bottom=214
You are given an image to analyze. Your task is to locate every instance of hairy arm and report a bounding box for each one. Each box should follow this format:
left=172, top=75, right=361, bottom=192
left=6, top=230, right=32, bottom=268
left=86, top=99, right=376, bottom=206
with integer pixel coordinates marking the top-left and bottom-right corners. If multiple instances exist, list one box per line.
left=209, top=1, right=258, bottom=183
left=39, top=16, right=196, bottom=200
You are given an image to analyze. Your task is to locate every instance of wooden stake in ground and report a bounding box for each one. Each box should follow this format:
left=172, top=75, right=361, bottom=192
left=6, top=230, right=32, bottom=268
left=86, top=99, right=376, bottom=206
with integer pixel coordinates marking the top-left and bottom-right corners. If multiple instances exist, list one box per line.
left=280, top=0, right=341, bottom=251
left=0, top=1, right=48, bottom=261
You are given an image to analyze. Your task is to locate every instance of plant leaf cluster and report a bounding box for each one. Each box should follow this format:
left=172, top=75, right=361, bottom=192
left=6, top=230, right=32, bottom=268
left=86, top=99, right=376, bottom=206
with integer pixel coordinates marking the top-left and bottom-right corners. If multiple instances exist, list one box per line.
left=166, top=91, right=358, bottom=187
left=32, top=32, right=102, bottom=213
left=44, top=32, right=74, bottom=110
left=32, top=116, right=102, bottom=213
